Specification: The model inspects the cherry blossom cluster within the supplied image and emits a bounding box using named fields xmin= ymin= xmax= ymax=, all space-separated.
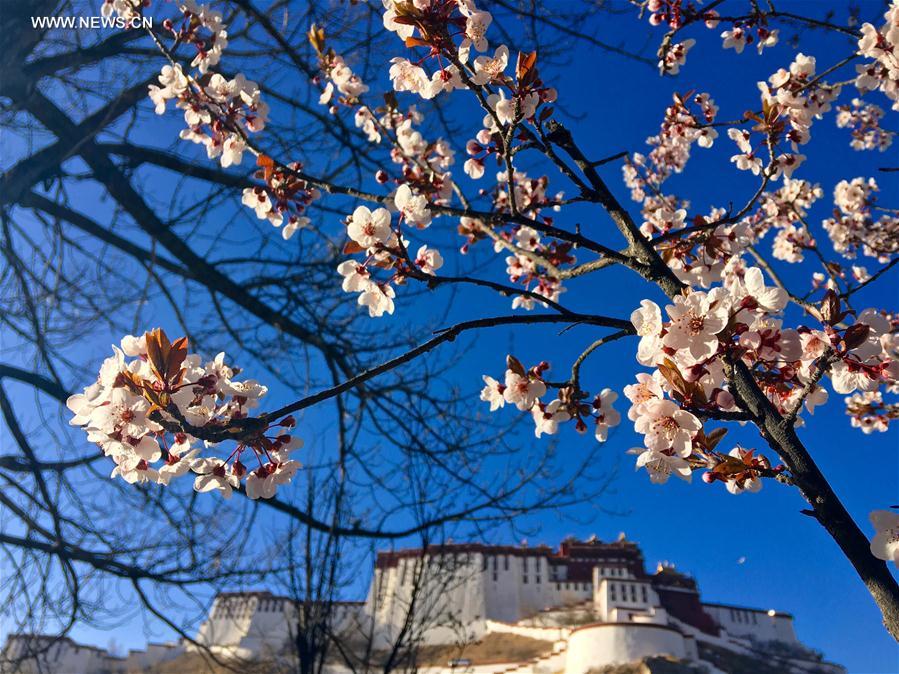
xmin=388 ymin=57 xmax=463 ymax=101
xmin=846 ymin=391 xmax=899 ymax=434
xmin=642 ymin=1 xmax=778 ymax=75
xmin=382 ymin=0 xmax=557 ymax=129
xmin=162 ymin=0 xmax=228 ymax=74
xmin=337 ymin=196 xmax=444 ymax=317
xmin=66 ymin=329 xmax=301 ymax=499
xmin=659 ymin=209 xmax=754 ymax=287
xmin=337 ymin=206 xmax=400 ymax=318
xmin=146 ymin=2 xmax=267 ymax=170
xmin=309 ymin=46 xmax=461 ymax=318
xmin=823 ymin=177 xmax=899 ymax=261
xmin=468 ymin=48 xmax=558 ymax=129
xmin=622 ymin=93 xmax=716 ymax=211
xmin=309 ymin=26 xmax=458 ymax=204
xmin=463 ymin=133 xmax=492 ymax=180
xmin=621 ymin=268 xmax=899 ymax=490
xmin=480 ymin=356 xmax=621 ymax=442
xmin=855 ymin=2 xmax=899 ymax=111
xmin=805 ymin=304 xmax=897 ymax=396
xmin=493 ymin=170 xmax=561 ymax=217
xmin=241 ymin=157 xmax=319 ymax=240
xmin=311 ymin=26 xmax=370 ymax=110
xmin=836 ymin=99 xmax=895 ymax=151
xmin=658 ymin=39 xmax=696 ymax=76
xmin=381 ymin=0 xmax=477 ymax=99
xmin=459 ymin=49 xmax=555 ymax=180
xmin=764 ymin=53 xmax=841 ymax=147
xmin=728 ymin=55 xmax=839 ymax=180
xmin=323 ymin=1 xmax=565 ymax=316
xmin=642 ymin=0 xmax=778 ymax=56
xmin=638 ymin=196 xmax=687 ymax=240
xmin=622 ymin=365 xmax=777 ymax=493
xmin=640 ymin=1 xmax=702 ymax=74
xmin=378 ymin=105 xmax=456 ymax=204
xmin=746 ymin=178 xmax=823 ymax=264
xmin=720 ymin=21 xmax=779 ymax=56
xmin=496 ymin=221 xmax=572 ymax=310
xmin=309 ymin=28 xmax=384 ymax=145
xmin=645 ymin=0 xmax=693 ymax=29
xmin=459 ymin=170 xmax=570 ymax=310
xmin=809 ymin=265 xmax=876 ymax=292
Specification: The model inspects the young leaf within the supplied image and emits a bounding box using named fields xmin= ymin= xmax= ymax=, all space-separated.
xmin=842 ymin=323 xmax=871 ymax=351
xmin=706 ymin=427 xmax=728 ymax=450
xmin=506 ymin=355 xmax=526 ymax=377
xmin=658 ymin=358 xmax=688 ymax=395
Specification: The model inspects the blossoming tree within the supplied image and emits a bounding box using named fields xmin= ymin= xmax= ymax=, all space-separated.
xmin=4 ymin=0 xmax=899 ymax=650
xmin=1 ymin=0 xmax=640 ymax=657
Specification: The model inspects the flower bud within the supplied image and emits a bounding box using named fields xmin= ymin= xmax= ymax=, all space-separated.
xmin=713 ymin=389 xmax=735 ymax=410
xmin=684 ymin=364 xmax=705 ymax=383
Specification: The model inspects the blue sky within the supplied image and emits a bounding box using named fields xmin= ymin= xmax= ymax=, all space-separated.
xmin=8 ymin=1 xmax=897 ymax=672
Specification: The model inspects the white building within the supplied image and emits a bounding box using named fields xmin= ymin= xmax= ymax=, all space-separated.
xmin=192 ymin=591 xmax=365 ymax=659
xmin=366 ymin=536 xmax=801 ymax=648
xmin=0 ymin=634 xmax=181 ymax=673
xmin=1 ymin=536 xmax=844 ymax=674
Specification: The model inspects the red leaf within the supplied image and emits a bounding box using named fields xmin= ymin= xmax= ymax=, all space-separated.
xmin=506 ymin=355 xmax=526 ymax=377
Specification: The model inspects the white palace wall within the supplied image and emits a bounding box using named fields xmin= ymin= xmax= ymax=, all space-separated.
xmin=702 ymin=603 xmax=798 ymax=643
xmin=563 ymin=623 xmax=689 ymax=674
xmin=481 ymin=552 xmax=590 ymax=622
xmin=369 ymin=553 xmax=488 ymax=646
xmin=193 ymin=592 xmax=363 ymax=657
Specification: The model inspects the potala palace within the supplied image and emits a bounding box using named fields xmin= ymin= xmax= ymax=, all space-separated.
xmin=1 ymin=536 xmax=845 ymax=674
